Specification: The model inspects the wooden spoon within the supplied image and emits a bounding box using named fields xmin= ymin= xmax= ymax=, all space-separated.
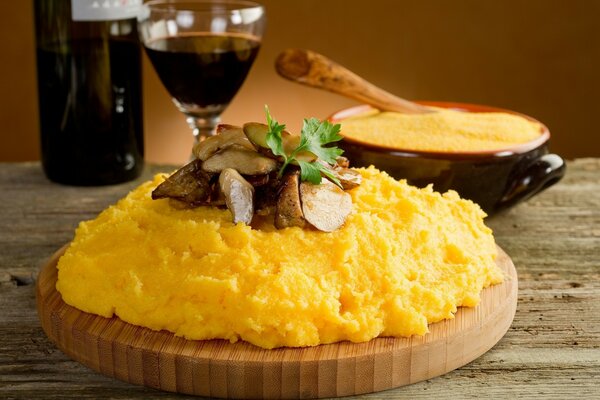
xmin=275 ymin=48 xmax=433 ymax=114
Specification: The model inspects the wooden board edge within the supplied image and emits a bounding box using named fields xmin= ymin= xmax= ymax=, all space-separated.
xmin=36 ymin=244 xmax=518 ymax=399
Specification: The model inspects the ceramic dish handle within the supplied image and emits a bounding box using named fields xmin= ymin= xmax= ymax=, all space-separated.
xmin=498 ymin=153 xmax=566 ymax=211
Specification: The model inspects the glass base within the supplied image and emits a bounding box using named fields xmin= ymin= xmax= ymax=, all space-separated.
xmin=174 ymin=100 xmax=227 ymax=143
xmin=186 ymin=114 xmax=221 ymax=143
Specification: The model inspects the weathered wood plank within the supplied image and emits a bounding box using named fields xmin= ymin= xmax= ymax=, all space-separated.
xmin=0 ymin=160 xmax=599 ymax=399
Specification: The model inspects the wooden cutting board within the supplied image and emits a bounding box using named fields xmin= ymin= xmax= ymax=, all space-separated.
xmin=37 ymin=245 xmax=517 ymax=399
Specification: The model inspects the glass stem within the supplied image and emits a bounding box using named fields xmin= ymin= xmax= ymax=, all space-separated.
xmin=187 ymin=114 xmax=221 ymax=143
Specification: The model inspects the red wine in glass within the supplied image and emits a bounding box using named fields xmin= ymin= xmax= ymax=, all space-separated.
xmin=138 ymin=0 xmax=266 ymax=144
xmin=145 ymin=33 xmax=260 ymax=110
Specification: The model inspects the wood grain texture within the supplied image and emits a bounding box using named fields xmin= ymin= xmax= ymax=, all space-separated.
xmin=1 ymin=160 xmax=600 ymax=399
xmin=36 ymin=245 xmax=517 ymax=399
xmin=275 ymin=49 xmax=432 ymax=114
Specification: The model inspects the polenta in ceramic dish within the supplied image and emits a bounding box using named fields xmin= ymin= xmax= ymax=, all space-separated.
xmin=339 ymin=106 xmax=544 ymax=153
xmin=333 ymin=103 xmax=565 ymax=215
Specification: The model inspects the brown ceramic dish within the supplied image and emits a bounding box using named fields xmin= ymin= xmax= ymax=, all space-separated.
xmin=330 ymin=102 xmax=566 ymax=216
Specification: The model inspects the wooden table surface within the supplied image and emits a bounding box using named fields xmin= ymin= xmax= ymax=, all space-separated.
xmin=1 ymin=160 xmax=598 ymax=399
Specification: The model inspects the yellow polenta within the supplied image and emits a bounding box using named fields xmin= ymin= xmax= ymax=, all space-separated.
xmin=56 ymin=167 xmax=503 ymax=349
xmin=341 ymin=108 xmax=543 ymax=152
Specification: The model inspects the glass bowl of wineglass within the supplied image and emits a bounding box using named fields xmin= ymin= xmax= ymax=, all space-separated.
xmin=138 ymin=0 xmax=265 ymax=143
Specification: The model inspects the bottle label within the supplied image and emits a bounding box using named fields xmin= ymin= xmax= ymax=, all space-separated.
xmin=71 ymin=0 xmax=142 ymax=21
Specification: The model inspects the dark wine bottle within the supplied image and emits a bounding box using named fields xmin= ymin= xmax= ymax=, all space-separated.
xmin=34 ymin=0 xmax=144 ymax=185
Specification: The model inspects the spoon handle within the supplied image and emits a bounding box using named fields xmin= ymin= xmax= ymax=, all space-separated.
xmin=275 ymin=48 xmax=432 ymax=115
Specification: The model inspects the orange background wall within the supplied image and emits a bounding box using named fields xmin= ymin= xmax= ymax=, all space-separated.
xmin=2 ymin=0 xmax=599 ymax=164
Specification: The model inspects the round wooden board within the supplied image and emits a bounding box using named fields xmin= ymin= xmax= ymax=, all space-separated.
xmin=37 ymin=245 xmax=517 ymax=399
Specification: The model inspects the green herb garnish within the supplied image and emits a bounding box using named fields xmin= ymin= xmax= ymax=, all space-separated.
xmin=265 ymin=105 xmax=344 ymax=187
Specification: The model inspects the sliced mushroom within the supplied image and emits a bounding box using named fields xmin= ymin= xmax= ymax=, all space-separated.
xmin=275 ymin=171 xmax=306 ymax=229
xmin=209 ymin=181 xmax=227 ymax=207
xmin=243 ymin=122 xmax=271 ymax=149
xmin=152 ymin=159 xmax=212 ymax=206
xmin=243 ymin=122 xmax=316 ymax=162
xmin=202 ymin=145 xmax=278 ymax=175
xmin=217 ymin=124 xmax=240 ymax=134
xmin=336 ymin=156 xmax=350 ymax=168
xmin=219 ymin=168 xmax=255 ymax=225
xmin=192 ymin=124 xmax=255 ymax=161
xmin=244 ymin=173 xmax=271 ymax=187
xmin=332 ymin=167 xmax=362 ymax=190
xmin=315 ymin=161 xmax=362 ymax=190
xmin=300 ymin=179 xmax=352 ymax=232
xmin=254 ymin=176 xmax=280 ymax=216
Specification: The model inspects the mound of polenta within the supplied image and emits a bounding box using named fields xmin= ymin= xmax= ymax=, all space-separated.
xmin=56 ymin=167 xmax=503 ymax=349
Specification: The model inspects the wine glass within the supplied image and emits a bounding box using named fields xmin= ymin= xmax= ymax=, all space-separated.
xmin=138 ymin=0 xmax=265 ymax=143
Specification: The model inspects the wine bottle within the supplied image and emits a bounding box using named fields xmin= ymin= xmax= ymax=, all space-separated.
xmin=34 ymin=0 xmax=144 ymax=185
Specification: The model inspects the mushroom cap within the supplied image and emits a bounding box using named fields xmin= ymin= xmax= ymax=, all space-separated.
xmin=219 ymin=168 xmax=255 ymax=225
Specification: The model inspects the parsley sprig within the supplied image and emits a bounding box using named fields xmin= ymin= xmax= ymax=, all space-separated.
xmin=265 ymin=106 xmax=343 ymax=187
